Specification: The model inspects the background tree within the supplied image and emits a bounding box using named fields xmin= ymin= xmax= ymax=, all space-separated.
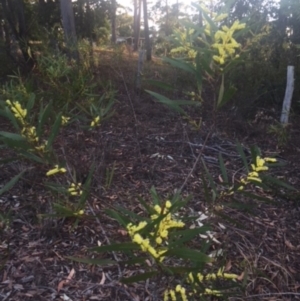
xmin=0 ymin=0 xmax=35 ymax=71
xmin=133 ymin=0 xmax=141 ymax=51
xmin=143 ymin=0 xmax=151 ymax=60
xmin=116 ymin=12 xmax=133 ymax=37
xmin=111 ymin=0 xmax=117 ymax=43
xmin=60 ymin=0 xmax=79 ymax=60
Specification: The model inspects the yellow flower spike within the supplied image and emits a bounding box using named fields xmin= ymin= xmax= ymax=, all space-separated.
xmin=248 ymin=171 xmax=259 ymax=178
xmin=247 ymin=176 xmax=262 ymax=183
xmin=256 ymin=156 xmax=265 ymax=167
xmin=231 ymin=20 xmax=246 ymax=30
xmin=132 ymin=233 xmax=143 ymax=244
xmin=197 ymin=273 xmax=204 ymax=282
xmin=74 ymin=210 xmax=84 ymax=216
xmin=154 ymin=204 xmax=161 ymax=213
xmin=165 ymin=200 xmax=172 ymax=209
xmin=223 ymin=272 xmax=239 ymax=280
xmin=169 ymin=289 xmax=176 ymax=301
xmin=188 ymin=272 xmax=194 ymax=283
xmin=46 ymin=165 xmax=67 ymax=176
xmin=61 ymin=116 xmax=70 ymax=125
xmin=255 ymin=166 xmax=269 ymax=172
xmin=156 ymin=236 xmax=163 ymax=244
xmin=265 ymin=157 xmax=277 ymax=163
xmin=179 ymin=287 xmax=188 ymax=301
xmin=160 ymin=229 xmax=169 ymax=238
xmin=90 ymin=116 xmax=100 ymax=127
xmin=146 ymin=244 xmax=160 ymax=258
xmin=205 ymin=272 xmax=217 ymax=281
xmin=164 ymin=290 xmax=169 ymax=301
xmin=204 ymin=288 xmax=222 ymax=296
xmin=214 ymin=13 xmax=228 ymax=22
xmin=9 ymin=101 xmax=27 ymax=120
xmin=68 ymin=182 xmax=82 ymax=196
xmin=35 ymin=144 xmax=46 ymax=152
xmin=217 ymin=267 xmax=225 ymax=277
xmin=157 ymin=249 xmax=167 ymax=262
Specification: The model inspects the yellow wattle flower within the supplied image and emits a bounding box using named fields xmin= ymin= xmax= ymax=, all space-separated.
xmin=91 ymin=116 xmax=100 ymax=127
xmin=46 ymin=165 xmax=67 ymax=176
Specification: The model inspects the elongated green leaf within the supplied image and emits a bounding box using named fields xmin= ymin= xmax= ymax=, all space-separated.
xmin=67 ymin=256 xmax=115 ymax=265
xmin=143 ymin=80 xmax=174 ymax=91
xmin=90 ymin=242 xmax=140 ymax=252
xmin=169 ymin=226 xmax=210 ymax=246
xmin=201 ymin=174 xmax=210 ymax=202
xmin=37 ymin=101 xmax=53 ymax=138
xmin=213 ymin=210 xmax=244 ymax=227
xmin=114 ymin=205 xmax=149 ymax=222
xmin=0 ymin=132 xmax=26 ymax=141
xmin=195 ymin=52 xmax=203 ymax=88
xmin=165 ymin=248 xmax=211 ymax=264
xmin=19 ymin=150 xmax=44 ymax=163
xmin=218 ymin=85 xmax=237 ymax=109
xmin=223 ymin=56 xmax=244 ymax=73
xmin=167 ymin=266 xmax=202 ymax=275
xmin=217 ymin=74 xmax=225 ymax=108
xmin=0 ymin=138 xmax=30 ymax=150
xmin=163 ymin=57 xmax=195 ymax=74
xmin=46 ymin=112 xmax=62 ymax=150
xmin=137 ymin=196 xmax=155 ymax=215
xmin=45 ymin=182 xmax=67 ymax=194
xmin=199 ymin=49 xmax=214 ymax=76
xmin=0 ymin=108 xmax=20 ymax=131
xmin=121 ymin=271 xmax=158 ymax=284
xmin=119 ymin=257 xmax=147 ymax=266
xmin=261 ymin=174 xmax=296 ymax=191
xmin=201 ymin=159 xmax=217 ymax=198
xmin=0 ymin=170 xmax=26 ymax=195
xmin=26 ymin=93 xmax=35 ymax=113
xmin=53 ymin=203 xmax=75 ymax=216
xmin=77 ymin=164 xmax=95 ymax=209
xmin=236 ymin=191 xmax=274 ymax=203
xmin=105 ymin=209 xmax=131 ymax=227
xmin=150 ymin=186 xmax=161 ymax=206
xmin=145 ymin=91 xmax=185 ymax=114
xmin=192 ymin=3 xmax=218 ymax=32
xmin=236 ymin=142 xmax=249 ymax=173
xmin=218 ymin=153 xmax=228 ymax=183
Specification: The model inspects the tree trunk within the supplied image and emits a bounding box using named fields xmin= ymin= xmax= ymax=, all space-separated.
xmin=133 ymin=0 xmax=141 ymax=51
xmin=0 ymin=0 xmax=35 ymax=72
xmin=143 ymin=0 xmax=151 ymax=61
xmin=111 ymin=0 xmax=117 ymax=43
xmin=59 ymin=0 xmax=79 ymax=60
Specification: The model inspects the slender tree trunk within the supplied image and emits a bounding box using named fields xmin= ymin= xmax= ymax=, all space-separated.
xmin=0 ymin=0 xmax=35 ymax=72
xmin=85 ymin=0 xmax=94 ymax=66
xmin=111 ymin=0 xmax=116 ymax=43
xmin=143 ymin=0 xmax=151 ymax=61
xmin=59 ymin=0 xmax=79 ymax=60
xmin=133 ymin=0 xmax=141 ymax=51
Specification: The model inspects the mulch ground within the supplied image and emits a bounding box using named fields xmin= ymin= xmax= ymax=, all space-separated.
xmin=1 ymin=52 xmax=300 ymax=301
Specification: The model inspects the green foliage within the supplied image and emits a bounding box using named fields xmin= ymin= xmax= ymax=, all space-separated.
xmin=0 ymin=41 xmax=115 ymax=221
xmin=0 ymin=170 xmax=26 ymax=195
xmin=202 ymin=145 xmax=296 ymax=216
xmin=71 ymin=189 xmax=245 ymax=300
xmin=147 ymin=4 xmax=249 ymax=129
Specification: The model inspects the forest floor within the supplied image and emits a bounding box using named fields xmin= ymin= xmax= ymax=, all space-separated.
xmin=1 ymin=50 xmax=300 ymax=301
